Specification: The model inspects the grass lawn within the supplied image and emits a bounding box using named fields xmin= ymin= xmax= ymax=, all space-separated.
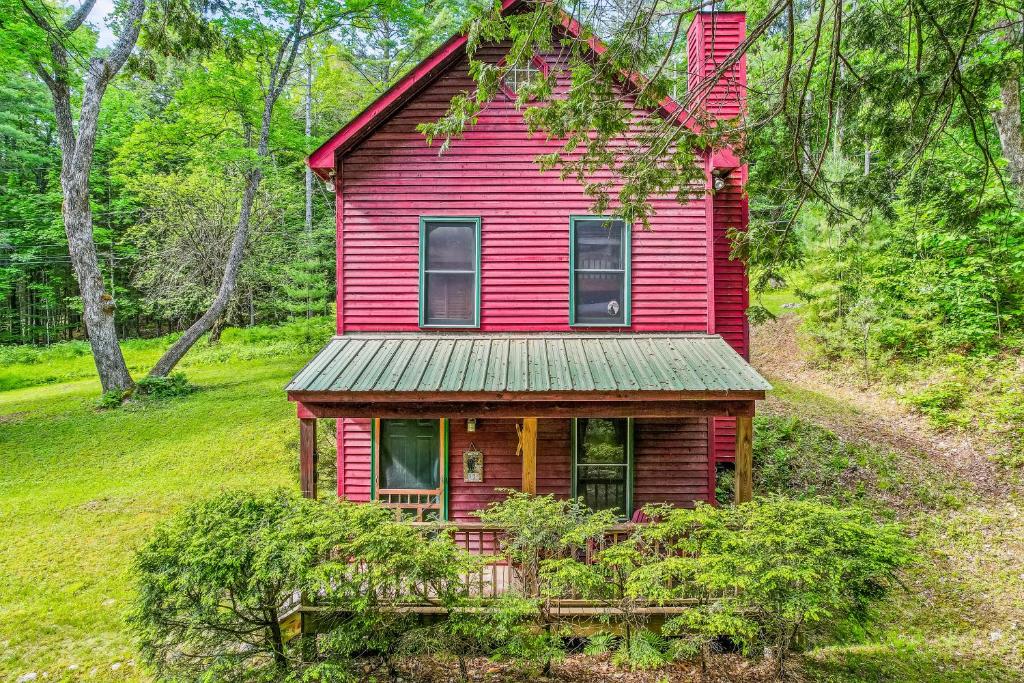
xmin=0 ymin=323 xmax=326 ymax=682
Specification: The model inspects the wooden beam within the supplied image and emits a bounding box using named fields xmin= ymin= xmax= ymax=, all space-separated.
xmin=734 ymin=415 xmax=753 ymax=504
xmin=521 ymin=417 xmax=537 ymax=495
xmin=295 ymin=399 xmax=757 ymax=420
xmin=300 ymin=418 xmax=317 ymax=499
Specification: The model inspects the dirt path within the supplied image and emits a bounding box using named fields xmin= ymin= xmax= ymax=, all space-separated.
xmin=751 ymin=315 xmax=1011 ymax=500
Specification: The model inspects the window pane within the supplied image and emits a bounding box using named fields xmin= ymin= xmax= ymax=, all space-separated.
xmin=574 ymin=271 xmax=625 ymax=324
xmin=577 ymin=467 xmax=627 ymax=514
xmin=504 ymin=62 xmax=541 ymax=95
xmin=574 ymin=219 xmax=624 ymax=270
xmin=426 ymin=222 xmax=475 ymax=270
xmin=577 ymin=418 xmax=628 ymax=464
xmin=425 ymin=272 xmax=474 ymax=325
xmin=576 ymin=418 xmax=628 ymax=514
xmin=379 ymin=419 xmax=439 ymax=490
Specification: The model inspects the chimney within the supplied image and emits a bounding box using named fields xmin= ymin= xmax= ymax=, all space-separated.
xmin=686 ymin=12 xmax=747 ymax=122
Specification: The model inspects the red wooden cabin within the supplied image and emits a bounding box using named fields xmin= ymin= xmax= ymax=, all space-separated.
xmin=289 ymin=5 xmax=768 ymax=527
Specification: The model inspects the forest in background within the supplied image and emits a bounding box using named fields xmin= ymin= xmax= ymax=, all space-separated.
xmin=1 ymin=0 xmax=1023 ymax=425
xmin=0 ymin=0 xmax=467 ymax=344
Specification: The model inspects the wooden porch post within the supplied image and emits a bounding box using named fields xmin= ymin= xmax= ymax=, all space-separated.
xmin=521 ymin=417 xmax=537 ymax=495
xmin=300 ymin=417 xmax=318 ymax=499
xmin=734 ymin=415 xmax=753 ymax=504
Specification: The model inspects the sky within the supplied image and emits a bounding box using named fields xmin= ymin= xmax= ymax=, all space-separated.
xmin=78 ymin=0 xmax=117 ymax=47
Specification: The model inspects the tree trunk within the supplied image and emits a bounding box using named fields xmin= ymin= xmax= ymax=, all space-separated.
xmin=992 ymin=52 xmax=1023 ymax=192
xmin=62 ymin=178 xmax=134 ymax=392
xmin=148 ymin=3 xmax=307 ymax=377
xmin=29 ymin=0 xmax=145 ymax=394
xmin=304 ymin=49 xmax=314 ymax=238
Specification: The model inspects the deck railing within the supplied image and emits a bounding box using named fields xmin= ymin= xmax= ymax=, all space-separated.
xmin=410 ymin=521 xmax=654 ymax=600
xmin=282 ymin=521 xmax=707 ymax=628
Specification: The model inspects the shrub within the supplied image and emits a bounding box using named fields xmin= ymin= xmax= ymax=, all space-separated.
xmin=135 ymin=372 xmax=196 ymax=399
xmin=650 ymin=498 xmax=913 ymax=679
xmin=473 ymin=491 xmax=619 ymax=674
xmin=131 ymin=491 xmax=473 ymax=681
xmin=474 ymin=489 xmax=618 ymax=595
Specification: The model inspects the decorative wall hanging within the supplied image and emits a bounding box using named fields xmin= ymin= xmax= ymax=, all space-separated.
xmin=463 ymin=444 xmax=484 ymax=482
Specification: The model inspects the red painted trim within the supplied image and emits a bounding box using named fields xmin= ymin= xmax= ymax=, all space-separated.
xmin=704 ymin=152 xmax=716 ymax=335
xmin=296 ymin=402 xmax=315 ymax=419
xmin=336 ymin=159 xmax=344 ymax=334
xmin=707 ymin=417 xmax=717 ymax=505
xmin=337 ymin=418 xmax=345 ymax=497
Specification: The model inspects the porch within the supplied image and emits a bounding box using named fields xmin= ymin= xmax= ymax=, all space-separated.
xmin=287 ymin=333 xmax=768 ymax=513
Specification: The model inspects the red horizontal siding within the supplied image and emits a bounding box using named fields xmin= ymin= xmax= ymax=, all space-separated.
xmin=339 ymin=43 xmax=710 ymax=333
xmin=634 ymin=418 xmax=711 ymax=508
xmin=339 ymin=418 xmax=372 ymax=502
xmin=447 ymin=418 xmax=523 ymax=522
xmin=339 ymin=418 xmax=712 ymax=516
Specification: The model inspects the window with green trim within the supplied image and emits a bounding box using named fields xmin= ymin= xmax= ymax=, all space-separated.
xmin=572 ymin=418 xmax=633 ymax=517
xmin=419 ymin=217 xmax=481 ymax=327
xmin=570 ymin=216 xmax=630 ymax=326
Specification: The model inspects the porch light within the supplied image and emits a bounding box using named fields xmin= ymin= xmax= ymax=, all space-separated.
xmin=466 ymin=418 xmax=477 ymax=432
xmin=325 ymin=169 xmax=336 ymax=192
xmin=711 ymin=167 xmax=733 ymax=192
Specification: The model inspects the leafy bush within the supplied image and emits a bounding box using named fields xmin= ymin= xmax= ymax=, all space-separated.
xmin=648 ymin=499 xmax=913 ymax=679
xmin=472 ymin=491 xmax=618 ymax=674
xmin=131 ymin=491 xmax=473 ymax=681
xmin=474 ymin=489 xmax=618 ymax=595
xmin=135 ymin=372 xmax=196 ymax=399
xmin=905 ymin=379 xmax=969 ymax=427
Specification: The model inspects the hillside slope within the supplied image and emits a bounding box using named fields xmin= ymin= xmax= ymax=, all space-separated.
xmin=751 ymin=316 xmax=1024 ymax=682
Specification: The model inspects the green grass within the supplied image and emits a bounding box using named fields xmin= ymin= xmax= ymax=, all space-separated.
xmin=0 ymin=322 xmax=331 ymax=682
xmin=752 ymin=287 xmax=801 ymax=317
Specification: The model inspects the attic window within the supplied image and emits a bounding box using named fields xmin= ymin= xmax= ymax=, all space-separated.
xmin=502 ymin=60 xmax=542 ymax=96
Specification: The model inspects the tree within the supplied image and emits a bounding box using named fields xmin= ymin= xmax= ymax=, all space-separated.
xmin=146 ymin=0 xmax=380 ymax=378
xmin=425 ymin=0 xmax=1023 ymax=277
xmin=11 ymin=0 xmax=217 ymax=391
xmin=635 ymin=499 xmax=912 ymax=680
xmin=132 ymin=490 xmax=473 ymax=680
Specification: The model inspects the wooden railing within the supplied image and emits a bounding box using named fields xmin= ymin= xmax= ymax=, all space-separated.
xmin=282 ymin=521 xmax=706 ymax=628
xmin=410 ymin=521 xmax=645 ymax=599
xmin=378 ymin=488 xmax=442 ymax=522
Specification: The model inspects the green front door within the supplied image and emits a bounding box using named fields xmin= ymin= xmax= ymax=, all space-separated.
xmin=376 ymin=419 xmax=443 ymax=521
xmin=379 ymin=419 xmax=440 ymax=490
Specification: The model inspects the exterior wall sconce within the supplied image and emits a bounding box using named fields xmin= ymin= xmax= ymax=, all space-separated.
xmin=325 ymin=169 xmax=336 ymax=192
xmin=711 ymin=167 xmax=733 ymax=193
xmin=466 ymin=418 xmax=478 ymax=432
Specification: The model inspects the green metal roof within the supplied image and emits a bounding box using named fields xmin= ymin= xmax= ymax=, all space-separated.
xmin=287 ymin=334 xmax=770 ymax=397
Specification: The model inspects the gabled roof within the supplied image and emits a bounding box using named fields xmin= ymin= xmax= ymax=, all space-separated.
xmin=307 ymin=0 xmax=696 ymax=178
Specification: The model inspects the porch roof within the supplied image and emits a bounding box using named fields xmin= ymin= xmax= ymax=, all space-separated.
xmin=287 ymin=333 xmax=769 ymax=409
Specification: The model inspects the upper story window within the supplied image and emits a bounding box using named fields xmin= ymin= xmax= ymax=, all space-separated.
xmin=503 ymin=61 xmax=542 ymax=95
xmin=419 ymin=217 xmax=481 ymax=328
xmin=570 ymin=216 xmax=631 ymax=326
